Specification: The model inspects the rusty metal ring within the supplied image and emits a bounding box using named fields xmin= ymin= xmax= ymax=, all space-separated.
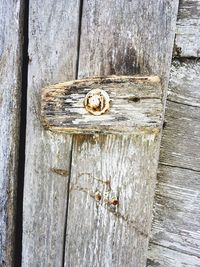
xmin=84 ymin=89 xmax=110 ymax=115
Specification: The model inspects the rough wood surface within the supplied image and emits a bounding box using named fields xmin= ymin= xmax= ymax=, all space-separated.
xmin=148 ymin=243 xmax=200 ymax=267
xmin=65 ymin=134 xmax=161 ymax=267
xmin=174 ymin=0 xmax=200 ymax=57
xmin=148 ymin=165 xmax=200 ymax=266
xmin=22 ymin=1 xmax=80 ymax=266
xmin=41 ymin=76 xmax=163 ymax=134
xmin=63 ymin=0 xmax=179 ymax=266
xmin=148 ymin=61 xmax=200 ymax=266
xmin=78 ymin=0 xmax=179 ymax=78
xmin=23 ymin=0 xmax=179 ymax=266
xmin=167 ymin=61 xmax=200 ymax=107
xmin=0 ymin=1 xmax=23 ymax=266
xmin=160 ymin=61 xmax=200 ymax=171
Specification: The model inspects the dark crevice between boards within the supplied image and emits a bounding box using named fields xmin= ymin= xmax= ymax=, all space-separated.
xmin=61 ymin=0 xmax=84 ymax=264
xmin=61 ymin=136 xmax=74 ymax=267
xmin=159 ymin=162 xmax=200 ymax=173
xmin=167 ymin=98 xmax=200 ymax=108
xmin=15 ymin=0 xmax=29 ymax=266
xmin=75 ymin=0 xmax=84 ymax=79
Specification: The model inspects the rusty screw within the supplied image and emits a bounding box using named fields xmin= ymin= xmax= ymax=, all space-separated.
xmin=109 ymin=197 xmax=119 ymax=206
xmin=84 ymin=89 xmax=110 ymax=116
xmin=95 ymin=191 xmax=102 ymax=202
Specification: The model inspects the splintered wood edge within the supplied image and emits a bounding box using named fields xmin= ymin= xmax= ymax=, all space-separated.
xmin=41 ymin=75 xmax=161 ymax=92
xmin=41 ymin=75 xmax=163 ymax=135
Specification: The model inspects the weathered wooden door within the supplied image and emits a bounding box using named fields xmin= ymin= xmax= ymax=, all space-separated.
xmin=1 ymin=0 xmax=189 ymax=266
xmin=21 ymin=1 xmax=179 ymax=266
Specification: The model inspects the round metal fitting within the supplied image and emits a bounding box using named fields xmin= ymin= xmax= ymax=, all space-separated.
xmin=84 ymin=89 xmax=110 ymax=116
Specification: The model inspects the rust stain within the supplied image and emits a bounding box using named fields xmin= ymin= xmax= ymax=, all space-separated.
xmin=95 ymin=191 xmax=102 ymax=202
xmin=72 ymin=185 xmax=148 ymax=237
xmin=109 ymin=198 xmax=119 ymax=206
xmin=74 ymin=134 xmax=108 ymax=146
xmin=49 ymin=168 xmax=69 ymax=177
xmin=84 ymin=89 xmax=110 ymax=116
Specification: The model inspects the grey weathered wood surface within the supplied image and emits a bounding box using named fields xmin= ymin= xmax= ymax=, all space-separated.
xmin=22 ymin=0 xmax=179 ymax=266
xmin=22 ymin=0 xmax=80 ymax=266
xmin=174 ymin=0 xmax=200 ymax=57
xmin=147 ymin=61 xmax=200 ymax=266
xmin=148 ymin=243 xmax=200 ymax=267
xmin=78 ymin=0 xmax=178 ymax=79
xmin=0 ymin=1 xmax=23 ymax=266
xmin=64 ymin=0 xmax=178 ymax=266
xmin=41 ymin=76 xmax=163 ymax=134
xmin=65 ymin=134 xmax=161 ymax=267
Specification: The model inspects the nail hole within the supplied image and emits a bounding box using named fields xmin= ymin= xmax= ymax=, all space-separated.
xmin=95 ymin=191 xmax=102 ymax=202
xmin=129 ymin=97 xmax=140 ymax=102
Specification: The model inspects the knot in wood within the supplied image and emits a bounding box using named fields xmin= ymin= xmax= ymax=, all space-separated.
xmin=84 ymin=89 xmax=110 ymax=116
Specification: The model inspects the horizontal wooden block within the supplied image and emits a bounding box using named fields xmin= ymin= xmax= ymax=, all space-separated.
xmin=41 ymin=76 xmax=163 ymax=134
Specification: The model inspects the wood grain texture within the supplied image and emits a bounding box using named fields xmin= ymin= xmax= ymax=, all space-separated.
xmin=23 ymin=0 xmax=179 ymax=266
xmin=148 ymin=243 xmax=200 ymax=267
xmin=160 ymin=61 xmax=200 ymax=171
xmin=150 ymin=165 xmax=200 ymax=258
xmin=78 ymin=0 xmax=179 ymax=78
xmin=64 ymin=0 xmax=179 ymax=266
xmin=168 ymin=61 xmax=200 ymax=107
xmin=22 ymin=0 xmax=80 ymax=266
xmin=148 ymin=61 xmax=200 ymax=266
xmin=41 ymin=76 xmax=163 ymax=134
xmin=65 ymin=134 xmax=161 ymax=267
xmin=0 ymin=1 xmax=23 ymax=266
xmin=174 ymin=0 xmax=200 ymax=57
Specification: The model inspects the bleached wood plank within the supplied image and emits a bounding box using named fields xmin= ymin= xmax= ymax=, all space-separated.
xmin=168 ymin=61 xmax=200 ymax=107
xmin=174 ymin=0 xmax=200 ymax=57
xmin=41 ymin=76 xmax=163 ymax=134
xmin=65 ymin=134 xmax=161 ymax=267
xmin=64 ymin=0 xmax=179 ymax=266
xmin=160 ymin=62 xmax=200 ymax=171
xmin=0 ymin=1 xmax=23 ymax=266
xmin=147 ymin=243 xmax=200 ymax=267
xmin=151 ymin=165 xmax=200 ymax=257
xmin=160 ymin=101 xmax=200 ymax=171
xmin=22 ymin=1 xmax=80 ymax=266
xmin=148 ymin=61 xmax=200 ymax=266
xmin=78 ymin=0 xmax=179 ymax=78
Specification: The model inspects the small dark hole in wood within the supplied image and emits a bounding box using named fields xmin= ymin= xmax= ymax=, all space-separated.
xmin=129 ymin=97 xmax=140 ymax=102
xmin=163 ymin=120 xmax=167 ymax=128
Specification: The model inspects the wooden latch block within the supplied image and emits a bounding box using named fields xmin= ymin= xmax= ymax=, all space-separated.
xmin=41 ymin=76 xmax=163 ymax=134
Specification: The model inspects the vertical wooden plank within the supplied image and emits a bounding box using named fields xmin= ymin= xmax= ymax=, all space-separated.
xmin=78 ymin=0 xmax=178 ymax=78
xmin=66 ymin=134 xmax=161 ymax=267
xmin=65 ymin=0 xmax=179 ymax=266
xmin=0 ymin=0 xmax=23 ymax=266
xmin=147 ymin=61 xmax=200 ymax=266
xmin=147 ymin=1 xmax=200 ymax=264
xmin=22 ymin=1 xmax=80 ymax=266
